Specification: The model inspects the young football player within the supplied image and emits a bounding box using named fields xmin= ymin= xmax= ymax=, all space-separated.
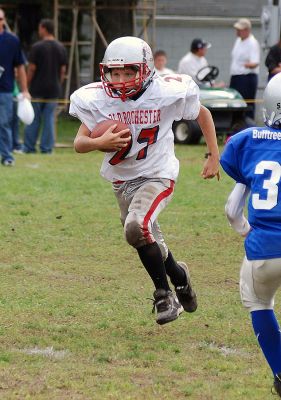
xmin=69 ymin=36 xmax=220 ymax=325
xmin=220 ymin=73 xmax=281 ymax=395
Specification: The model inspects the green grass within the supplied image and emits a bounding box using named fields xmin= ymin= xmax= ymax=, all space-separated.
xmin=56 ymin=113 xmax=80 ymax=145
xmin=0 ymin=127 xmax=276 ymax=399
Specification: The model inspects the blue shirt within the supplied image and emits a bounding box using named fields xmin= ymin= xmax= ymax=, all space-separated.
xmin=0 ymin=30 xmax=25 ymax=92
xmin=220 ymin=127 xmax=281 ymax=260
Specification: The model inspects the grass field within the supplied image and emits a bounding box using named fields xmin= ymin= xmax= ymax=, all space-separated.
xmin=0 ymin=121 xmax=277 ymax=399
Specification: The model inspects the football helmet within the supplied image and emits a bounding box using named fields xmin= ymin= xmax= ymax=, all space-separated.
xmin=263 ymin=72 xmax=281 ymax=129
xmin=100 ymin=36 xmax=154 ymax=101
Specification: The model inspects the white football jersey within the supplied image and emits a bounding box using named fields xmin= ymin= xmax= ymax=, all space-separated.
xmin=69 ymin=74 xmax=200 ymax=182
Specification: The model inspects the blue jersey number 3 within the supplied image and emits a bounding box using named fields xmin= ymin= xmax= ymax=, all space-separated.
xmin=252 ymin=161 xmax=281 ymax=210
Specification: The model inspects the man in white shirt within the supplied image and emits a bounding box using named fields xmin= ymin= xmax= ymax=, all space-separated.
xmin=230 ymin=18 xmax=260 ymax=120
xmin=177 ymin=38 xmax=211 ymax=83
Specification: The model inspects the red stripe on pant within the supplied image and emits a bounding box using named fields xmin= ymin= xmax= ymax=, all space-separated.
xmin=142 ymin=180 xmax=175 ymax=243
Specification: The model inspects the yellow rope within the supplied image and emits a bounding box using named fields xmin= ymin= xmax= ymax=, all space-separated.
xmin=14 ymin=98 xmax=71 ymax=104
xmin=14 ymin=98 xmax=264 ymax=105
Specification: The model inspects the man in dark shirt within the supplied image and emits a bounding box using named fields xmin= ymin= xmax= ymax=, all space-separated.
xmin=265 ymin=39 xmax=281 ymax=81
xmin=0 ymin=8 xmax=30 ymax=166
xmin=24 ymin=19 xmax=67 ymax=153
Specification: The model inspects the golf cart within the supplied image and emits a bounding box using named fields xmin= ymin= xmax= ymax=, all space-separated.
xmin=172 ymin=66 xmax=254 ymax=144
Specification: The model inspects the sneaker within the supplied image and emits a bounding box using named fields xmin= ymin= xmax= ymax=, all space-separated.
xmin=13 ymin=148 xmax=24 ymax=154
xmin=1 ymin=159 xmax=15 ymax=167
xmin=175 ymin=262 xmax=197 ymax=313
xmin=273 ymin=373 xmax=281 ymax=397
xmin=152 ymin=289 xmax=183 ymax=325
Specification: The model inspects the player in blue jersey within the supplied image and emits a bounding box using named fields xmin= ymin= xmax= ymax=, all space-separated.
xmin=220 ymin=72 xmax=281 ymax=396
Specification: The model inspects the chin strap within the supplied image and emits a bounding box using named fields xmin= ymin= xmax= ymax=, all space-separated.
xmin=129 ymin=74 xmax=154 ymax=101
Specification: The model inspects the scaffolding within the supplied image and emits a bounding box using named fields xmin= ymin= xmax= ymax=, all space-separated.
xmin=53 ymin=0 xmax=157 ymax=101
xmin=2 ymin=0 xmax=157 ymax=107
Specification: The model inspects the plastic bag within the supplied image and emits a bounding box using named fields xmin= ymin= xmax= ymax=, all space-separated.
xmin=17 ymin=93 xmax=35 ymax=125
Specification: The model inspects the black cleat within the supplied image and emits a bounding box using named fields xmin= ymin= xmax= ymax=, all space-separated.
xmin=152 ymin=289 xmax=183 ymax=325
xmin=175 ymin=262 xmax=198 ymax=313
xmin=273 ymin=373 xmax=281 ymax=397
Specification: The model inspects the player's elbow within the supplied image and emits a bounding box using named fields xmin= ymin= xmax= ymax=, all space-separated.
xmin=225 ymin=201 xmax=237 ymax=223
xmin=73 ymin=138 xmax=84 ymax=153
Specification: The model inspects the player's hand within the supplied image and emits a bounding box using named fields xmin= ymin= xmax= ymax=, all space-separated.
xmin=21 ymin=90 xmax=31 ymax=100
xmin=241 ymin=226 xmax=252 ymax=237
xmin=201 ymin=155 xmax=220 ymax=180
xmin=99 ymin=124 xmax=131 ymax=152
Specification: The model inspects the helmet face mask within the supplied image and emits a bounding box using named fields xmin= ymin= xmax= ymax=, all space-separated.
xmin=100 ymin=37 xmax=154 ymax=101
xmin=263 ymin=73 xmax=281 ymax=129
xmin=100 ymin=63 xmax=150 ymax=101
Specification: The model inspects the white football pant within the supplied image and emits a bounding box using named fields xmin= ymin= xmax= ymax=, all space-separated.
xmin=240 ymin=257 xmax=281 ymax=312
xmin=113 ymin=177 xmax=174 ymax=260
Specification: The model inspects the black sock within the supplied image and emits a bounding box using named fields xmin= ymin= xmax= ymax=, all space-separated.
xmin=137 ymin=242 xmax=171 ymax=291
xmin=164 ymin=250 xmax=187 ymax=287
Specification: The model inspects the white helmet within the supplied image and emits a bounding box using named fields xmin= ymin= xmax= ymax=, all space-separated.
xmin=100 ymin=36 xmax=154 ymax=101
xmin=263 ymin=72 xmax=281 ymax=129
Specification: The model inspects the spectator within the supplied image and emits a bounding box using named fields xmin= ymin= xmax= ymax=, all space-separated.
xmin=0 ymin=8 xmax=30 ymax=166
xmin=154 ymin=50 xmax=174 ymax=76
xmin=12 ymin=80 xmax=24 ymax=153
xmin=230 ymin=18 xmax=260 ymax=120
xmin=12 ymin=55 xmax=28 ymax=154
xmin=265 ymin=39 xmax=281 ymax=81
xmin=177 ymin=38 xmax=211 ymax=82
xmin=24 ymin=18 xmax=67 ymax=154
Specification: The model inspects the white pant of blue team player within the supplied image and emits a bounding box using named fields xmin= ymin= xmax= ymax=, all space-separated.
xmin=240 ymin=257 xmax=281 ymax=312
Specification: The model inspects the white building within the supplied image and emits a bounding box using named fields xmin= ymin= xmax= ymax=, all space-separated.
xmin=154 ymin=1 xmax=267 ymax=83
xmin=152 ymin=0 xmax=271 ymax=122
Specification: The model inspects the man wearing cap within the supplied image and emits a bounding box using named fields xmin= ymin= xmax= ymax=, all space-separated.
xmin=230 ymin=18 xmax=260 ymax=120
xmin=177 ymin=38 xmax=211 ymax=82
